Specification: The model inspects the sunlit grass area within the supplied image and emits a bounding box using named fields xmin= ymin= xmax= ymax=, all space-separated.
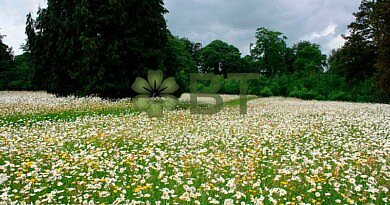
xmin=0 ymin=92 xmax=389 ymax=204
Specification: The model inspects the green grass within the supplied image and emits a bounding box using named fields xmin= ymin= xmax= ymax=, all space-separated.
xmin=223 ymin=95 xmax=258 ymax=107
xmin=0 ymin=107 xmax=138 ymax=125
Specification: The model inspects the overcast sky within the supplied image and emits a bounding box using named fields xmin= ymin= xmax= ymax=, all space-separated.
xmin=1 ymin=0 xmax=361 ymax=55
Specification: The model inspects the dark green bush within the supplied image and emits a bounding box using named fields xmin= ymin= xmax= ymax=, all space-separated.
xmin=328 ymin=90 xmax=347 ymax=101
xmin=259 ymin=86 xmax=273 ymax=97
xmin=221 ymin=79 xmax=240 ymax=94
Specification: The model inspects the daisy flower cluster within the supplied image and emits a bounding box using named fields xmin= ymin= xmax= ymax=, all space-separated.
xmin=0 ymin=92 xmax=389 ymax=204
xmin=0 ymin=91 xmax=132 ymax=117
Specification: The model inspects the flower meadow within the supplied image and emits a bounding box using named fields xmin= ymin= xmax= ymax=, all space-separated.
xmin=0 ymin=92 xmax=389 ymax=205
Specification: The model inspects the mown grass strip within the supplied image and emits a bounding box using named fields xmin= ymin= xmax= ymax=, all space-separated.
xmin=0 ymin=107 xmax=139 ymax=125
xmin=223 ymin=95 xmax=258 ymax=107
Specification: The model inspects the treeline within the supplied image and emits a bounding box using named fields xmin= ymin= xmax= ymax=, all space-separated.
xmin=0 ymin=0 xmax=388 ymax=103
xmin=0 ymin=36 xmax=32 ymax=90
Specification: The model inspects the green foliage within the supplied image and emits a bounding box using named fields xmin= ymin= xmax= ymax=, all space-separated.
xmin=268 ymin=75 xmax=290 ymax=96
xmin=328 ymin=90 xmax=347 ymax=101
xmin=6 ymin=53 xmax=33 ymax=90
xmin=371 ymin=0 xmax=390 ymax=95
xmin=259 ymin=86 xmax=273 ymax=97
xmin=26 ymin=0 xmax=170 ymax=98
xmin=288 ymin=87 xmax=316 ymax=100
xmin=221 ymin=79 xmax=240 ymax=94
xmin=179 ymin=38 xmax=202 ymax=68
xmin=292 ymin=41 xmax=327 ymax=73
xmin=329 ymin=37 xmax=376 ymax=85
xmin=192 ymin=75 xmax=242 ymax=95
xmin=0 ymin=32 xmax=34 ymax=91
xmin=240 ymin=55 xmax=260 ymax=73
xmin=248 ymin=76 xmax=268 ymax=95
xmin=200 ymin=40 xmax=242 ymax=77
xmin=251 ymin=27 xmax=288 ymax=77
xmin=329 ymin=0 xmax=389 ymax=100
xmin=288 ymin=86 xmax=302 ymax=98
xmin=0 ymin=32 xmax=15 ymax=90
xmin=165 ymin=36 xmax=198 ymax=93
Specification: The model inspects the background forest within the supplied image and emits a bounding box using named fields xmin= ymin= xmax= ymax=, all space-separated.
xmin=0 ymin=0 xmax=388 ymax=103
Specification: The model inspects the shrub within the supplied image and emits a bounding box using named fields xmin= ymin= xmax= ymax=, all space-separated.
xmin=259 ymin=86 xmax=273 ymax=97
xmin=221 ymin=79 xmax=240 ymax=94
xmin=328 ymin=90 xmax=346 ymax=101
xmin=289 ymin=86 xmax=301 ymax=98
xmin=248 ymin=76 xmax=268 ymax=95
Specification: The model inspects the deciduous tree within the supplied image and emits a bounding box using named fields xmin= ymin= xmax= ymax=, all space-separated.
xmin=251 ymin=27 xmax=288 ymax=77
xmin=200 ymin=40 xmax=241 ymax=78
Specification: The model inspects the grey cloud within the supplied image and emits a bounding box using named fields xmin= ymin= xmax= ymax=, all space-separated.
xmin=0 ymin=0 xmax=46 ymax=54
xmin=164 ymin=0 xmax=361 ymax=55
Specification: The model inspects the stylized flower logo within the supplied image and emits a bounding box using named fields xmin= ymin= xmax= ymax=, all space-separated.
xmin=131 ymin=70 xmax=180 ymax=117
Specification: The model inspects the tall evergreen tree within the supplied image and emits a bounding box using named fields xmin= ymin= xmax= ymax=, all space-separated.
xmin=341 ymin=0 xmax=389 ymax=91
xmin=371 ymin=0 xmax=390 ymax=94
xmin=26 ymin=0 xmax=169 ymax=98
xmin=342 ymin=0 xmax=377 ymax=83
xmin=328 ymin=0 xmax=389 ymax=102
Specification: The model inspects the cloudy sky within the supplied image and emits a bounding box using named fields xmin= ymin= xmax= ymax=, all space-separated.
xmin=0 ymin=0 xmax=46 ymax=54
xmin=1 ymin=0 xmax=361 ymax=55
